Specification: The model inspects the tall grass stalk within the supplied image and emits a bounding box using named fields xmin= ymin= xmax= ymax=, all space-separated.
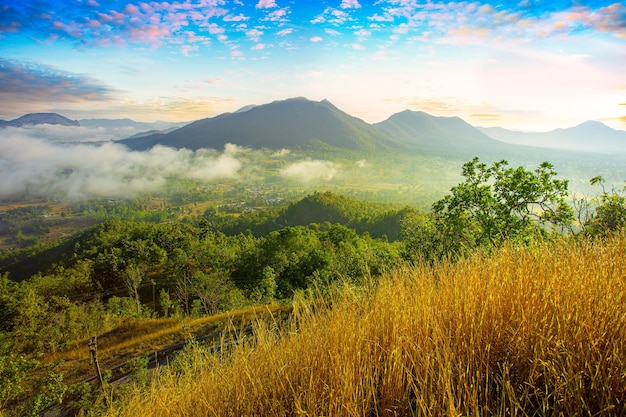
xmin=111 ymin=234 xmax=626 ymax=416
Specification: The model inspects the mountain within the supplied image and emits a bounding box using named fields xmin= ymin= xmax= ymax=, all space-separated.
xmin=374 ymin=110 xmax=512 ymax=158
xmin=119 ymin=97 xmax=401 ymax=152
xmin=0 ymin=113 xmax=80 ymax=128
xmin=479 ymin=121 xmax=626 ymax=154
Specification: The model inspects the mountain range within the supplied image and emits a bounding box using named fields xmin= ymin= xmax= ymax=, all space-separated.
xmin=0 ymin=113 xmax=185 ymax=140
xmin=0 ymin=113 xmax=80 ymax=128
xmin=119 ymin=97 xmax=404 ymax=152
xmin=478 ymin=121 xmax=626 ymax=154
xmin=3 ymin=98 xmax=625 ymax=155
xmin=118 ymin=98 xmax=626 ymax=156
xmin=118 ymin=97 xmax=510 ymax=157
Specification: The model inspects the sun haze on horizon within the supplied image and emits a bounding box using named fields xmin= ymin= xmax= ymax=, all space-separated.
xmin=0 ymin=0 xmax=625 ymax=131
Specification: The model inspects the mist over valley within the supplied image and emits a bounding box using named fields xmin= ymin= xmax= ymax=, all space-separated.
xmin=1 ymin=97 xmax=624 ymax=206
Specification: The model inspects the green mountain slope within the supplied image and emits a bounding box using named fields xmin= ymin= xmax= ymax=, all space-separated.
xmin=374 ymin=110 xmax=504 ymax=157
xmin=119 ymin=98 xmax=402 ymax=152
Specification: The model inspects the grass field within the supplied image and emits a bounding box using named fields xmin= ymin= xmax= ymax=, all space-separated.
xmin=109 ymin=233 xmax=626 ymax=416
xmin=41 ymin=305 xmax=290 ymax=387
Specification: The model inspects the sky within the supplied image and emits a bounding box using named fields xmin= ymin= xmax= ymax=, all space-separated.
xmin=0 ymin=0 xmax=625 ymax=131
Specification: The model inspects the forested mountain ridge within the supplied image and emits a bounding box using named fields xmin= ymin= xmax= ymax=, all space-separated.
xmin=117 ymin=97 xmax=516 ymax=156
xmin=207 ymin=191 xmax=415 ymax=241
xmin=374 ymin=110 xmax=501 ymax=153
xmin=117 ymin=97 xmax=626 ymax=161
xmin=118 ymin=97 xmax=403 ymax=152
xmin=0 ymin=192 xmax=412 ymax=283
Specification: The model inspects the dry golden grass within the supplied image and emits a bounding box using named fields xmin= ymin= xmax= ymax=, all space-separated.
xmin=110 ymin=234 xmax=626 ymax=417
xmin=43 ymin=305 xmax=288 ymax=385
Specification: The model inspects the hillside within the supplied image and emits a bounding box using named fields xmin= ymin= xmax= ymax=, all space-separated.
xmin=119 ymin=97 xmax=401 ymax=152
xmin=375 ymin=110 xmax=502 ymax=154
xmin=0 ymin=192 xmax=406 ymax=283
xmin=109 ymin=233 xmax=626 ymax=417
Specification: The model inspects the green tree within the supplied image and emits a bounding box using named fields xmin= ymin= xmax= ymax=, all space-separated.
xmin=584 ymin=176 xmax=626 ymax=236
xmin=257 ymin=266 xmax=277 ymax=302
xmin=192 ymin=271 xmax=234 ymax=315
xmin=159 ymin=289 xmax=173 ymax=318
xmin=0 ymin=273 xmax=20 ymax=332
xmin=122 ymin=264 xmax=143 ymax=316
xmin=0 ymin=347 xmax=38 ymax=410
xmin=431 ymin=158 xmax=573 ymax=254
xmin=167 ymin=248 xmax=198 ymax=316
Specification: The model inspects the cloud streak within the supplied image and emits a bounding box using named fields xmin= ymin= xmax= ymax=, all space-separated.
xmin=0 ymin=58 xmax=115 ymax=106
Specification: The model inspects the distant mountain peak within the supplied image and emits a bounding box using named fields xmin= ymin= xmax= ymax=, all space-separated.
xmin=119 ymin=97 xmax=400 ymax=152
xmin=234 ymin=104 xmax=257 ymax=113
xmin=2 ymin=113 xmax=80 ymax=128
xmin=480 ymin=120 xmax=626 ymax=154
xmin=573 ymin=120 xmax=612 ymax=130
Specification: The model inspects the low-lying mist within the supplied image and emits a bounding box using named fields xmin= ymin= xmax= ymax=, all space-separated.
xmin=0 ymin=128 xmax=345 ymax=201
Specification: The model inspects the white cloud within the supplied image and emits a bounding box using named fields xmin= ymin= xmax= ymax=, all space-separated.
xmin=341 ymin=0 xmax=360 ymax=9
xmin=246 ymin=28 xmax=263 ymax=41
xmin=223 ymin=13 xmax=249 ymax=22
xmin=280 ymin=160 xmax=338 ymax=182
xmin=265 ymin=8 xmax=288 ymax=21
xmin=181 ymin=45 xmax=199 ymax=56
xmin=329 ymin=9 xmax=349 ymax=24
xmin=272 ymin=148 xmax=290 ymax=156
xmin=205 ymin=23 xmax=225 ymax=35
xmin=256 ymin=0 xmax=276 ymax=9
xmin=0 ymin=130 xmax=243 ymax=200
xmin=354 ymin=29 xmax=371 ymax=40
xmin=310 ymin=36 xmax=323 ymax=42
xmin=276 ymin=28 xmax=293 ymax=36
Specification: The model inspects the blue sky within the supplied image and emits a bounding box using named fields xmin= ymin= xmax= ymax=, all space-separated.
xmin=1 ymin=0 xmax=625 ymax=130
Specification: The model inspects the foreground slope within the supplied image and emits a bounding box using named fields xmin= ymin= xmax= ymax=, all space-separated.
xmin=112 ymin=234 xmax=626 ymax=417
xmin=119 ymin=97 xmax=401 ymax=152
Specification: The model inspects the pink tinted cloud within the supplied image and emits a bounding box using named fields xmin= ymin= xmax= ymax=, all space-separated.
xmin=123 ymin=4 xmax=141 ymax=16
xmin=41 ymin=0 xmax=229 ymax=47
xmin=341 ymin=0 xmax=360 ymax=9
xmin=256 ymin=0 xmax=277 ymax=9
xmin=223 ymin=14 xmax=249 ymax=22
xmin=186 ymin=31 xmax=210 ymax=43
xmin=181 ymin=44 xmax=199 ymax=56
xmin=0 ymin=58 xmax=116 ymax=103
xmin=129 ymin=25 xmax=172 ymax=44
xmin=246 ymin=28 xmax=263 ymax=41
xmin=265 ymin=8 xmax=289 ymax=22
